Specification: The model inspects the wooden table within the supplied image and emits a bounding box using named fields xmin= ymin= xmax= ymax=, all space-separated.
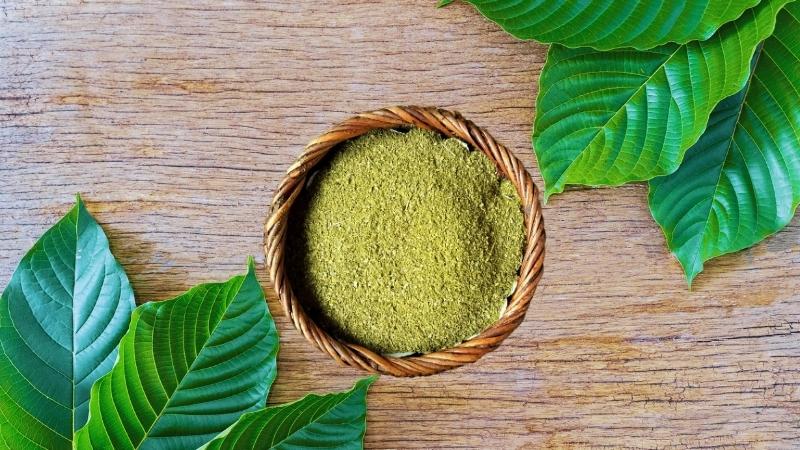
xmin=2 ymin=1 xmax=799 ymax=448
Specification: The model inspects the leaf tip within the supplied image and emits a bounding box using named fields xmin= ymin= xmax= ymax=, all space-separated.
xmin=542 ymin=187 xmax=557 ymax=204
xmin=674 ymin=251 xmax=703 ymax=289
xmin=352 ymin=375 xmax=378 ymax=395
xmin=684 ymin=270 xmax=698 ymax=289
xmin=542 ymin=178 xmax=566 ymax=203
xmin=74 ymin=193 xmax=89 ymax=214
xmin=72 ymin=193 xmax=94 ymax=221
xmin=437 ymin=0 xmax=455 ymax=7
xmin=246 ymin=255 xmax=257 ymax=273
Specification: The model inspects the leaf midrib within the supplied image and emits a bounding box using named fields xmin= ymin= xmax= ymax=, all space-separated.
xmin=686 ymin=43 xmax=766 ymax=281
xmin=71 ymin=202 xmax=80 ymax=437
xmin=132 ymin=275 xmax=247 ymax=450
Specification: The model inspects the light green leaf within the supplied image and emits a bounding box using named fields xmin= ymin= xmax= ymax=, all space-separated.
xmin=534 ymin=0 xmax=792 ymax=200
xmin=456 ymin=0 xmax=759 ymax=50
xmin=649 ymin=3 xmax=800 ymax=285
xmin=74 ymin=259 xmax=279 ymax=450
xmin=201 ymin=376 xmax=376 ymax=450
xmin=0 ymin=197 xmax=135 ymax=449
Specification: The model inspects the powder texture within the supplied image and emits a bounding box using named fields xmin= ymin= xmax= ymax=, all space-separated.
xmin=286 ymin=128 xmax=525 ymax=354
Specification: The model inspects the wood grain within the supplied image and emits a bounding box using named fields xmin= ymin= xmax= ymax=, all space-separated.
xmin=1 ymin=1 xmax=798 ymax=448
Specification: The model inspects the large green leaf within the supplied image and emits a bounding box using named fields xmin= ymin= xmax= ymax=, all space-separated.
xmin=455 ymin=0 xmax=759 ymax=50
xmin=648 ymin=3 xmax=800 ymax=285
xmin=200 ymin=376 xmax=376 ymax=450
xmin=74 ymin=260 xmax=279 ymax=449
xmin=0 ymin=197 xmax=135 ymax=449
xmin=533 ymin=0 xmax=791 ymax=200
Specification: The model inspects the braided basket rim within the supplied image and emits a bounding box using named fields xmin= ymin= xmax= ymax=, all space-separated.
xmin=264 ymin=106 xmax=546 ymax=377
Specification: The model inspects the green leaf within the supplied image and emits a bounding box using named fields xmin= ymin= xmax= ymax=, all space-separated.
xmin=648 ymin=3 xmax=800 ymax=285
xmin=437 ymin=0 xmax=455 ymax=7
xmin=457 ymin=0 xmax=759 ymax=50
xmin=534 ymin=0 xmax=792 ymax=200
xmin=74 ymin=259 xmax=279 ymax=449
xmin=200 ymin=376 xmax=376 ymax=450
xmin=0 ymin=197 xmax=135 ymax=449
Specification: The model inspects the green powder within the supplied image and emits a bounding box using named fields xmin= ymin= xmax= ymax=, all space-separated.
xmin=286 ymin=128 xmax=525 ymax=354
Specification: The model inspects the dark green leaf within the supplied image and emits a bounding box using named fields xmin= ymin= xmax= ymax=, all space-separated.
xmin=534 ymin=0 xmax=791 ymax=200
xmin=73 ymin=259 xmax=279 ymax=449
xmin=458 ymin=0 xmax=759 ymax=50
xmin=0 ymin=197 xmax=135 ymax=449
xmin=201 ymin=376 xmax=377 ymax=450
xmin=649 ymin=3 xmax=800 ymax=285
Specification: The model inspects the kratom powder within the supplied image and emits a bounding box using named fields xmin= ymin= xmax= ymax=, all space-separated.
xmin=286 ymin=127 xmax=525 ymax=354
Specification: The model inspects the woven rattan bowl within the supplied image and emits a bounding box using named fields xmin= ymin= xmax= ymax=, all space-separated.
xmin=264 ymin=106 xmax=545 ymax=377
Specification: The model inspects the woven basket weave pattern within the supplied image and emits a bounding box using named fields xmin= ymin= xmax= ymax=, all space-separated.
xmin=265 ymin=106 xmax=545 ymax=377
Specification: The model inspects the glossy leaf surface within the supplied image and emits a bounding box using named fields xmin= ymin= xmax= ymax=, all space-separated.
xmin=649 ymin=3 xmax=800 ymax=285
xmin=74 ymin=260 xmax=279 ymax=449
xmin=534 ymin=0 xmax=791 ymax=200
xmin=201 ymin=376 xmax=376 ymax=450
xmin=0 ymin=198 xmax=135 ymax=449
xmin=458 ymin=0 xmax=759 ymax=50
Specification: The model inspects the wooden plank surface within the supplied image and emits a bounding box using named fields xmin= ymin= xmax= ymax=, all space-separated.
xmin=1 ymin=1 xmax=799 ymax=448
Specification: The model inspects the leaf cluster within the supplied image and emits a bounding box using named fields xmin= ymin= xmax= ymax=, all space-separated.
xmin=448 ymin=0 xmax=800 ymax=285
xmin=0 ymin=198 xmax=375 ymax=450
